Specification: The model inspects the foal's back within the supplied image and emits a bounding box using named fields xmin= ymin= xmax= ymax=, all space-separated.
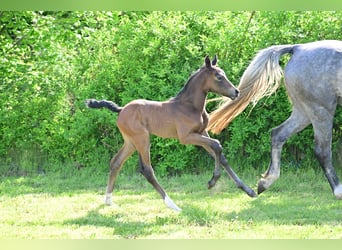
xmin=116 ymin=98 xmax=190 ymax=139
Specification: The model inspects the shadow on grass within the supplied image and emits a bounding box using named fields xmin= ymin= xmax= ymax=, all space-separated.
xmin=62 ymin=190 xmax=342 ymax=239
xmin=0 ymin=172 xmax=151 ymax=197
xmin=246 ymin=192 xmax=342 ymax=225
xmin=63 ymin=204 xmax=163 ymax=239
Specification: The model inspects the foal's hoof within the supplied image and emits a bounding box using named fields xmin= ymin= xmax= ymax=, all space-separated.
xmin=207 ymin=180 xmax=216 ymax=189
xmin=104 ymin=193 xmax=114 ymax=206
xmin=246 ymin=187 xmax=257 ymax=198
xmin=207 ymin=173 xmax=221 ymax=189
xmin=238 ymin=183 xmax=257 ymax=198
xmin=105 ymin=199 xmax=114 ymax=206
xmin=164 ymin=195 xmax=182 ymax=212
xmin=235 ymin=180 xmax=257 ymax=198
xmin=334 ymin=184 xmax=342 ymax=199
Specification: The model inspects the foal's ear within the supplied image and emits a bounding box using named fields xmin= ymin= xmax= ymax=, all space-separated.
xmin=212 ymin=55 xmax=218 ymax=66
xmin=205 ymin=55 xmax=211 ymax=69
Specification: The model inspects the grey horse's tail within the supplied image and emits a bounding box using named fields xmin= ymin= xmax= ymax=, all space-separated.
xmin=85 ymin=99 xmax=123 ymax=113
xmin=207 ymin=44 xmax=296 ymax=134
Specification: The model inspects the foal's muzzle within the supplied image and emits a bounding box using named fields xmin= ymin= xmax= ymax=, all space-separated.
xmin=230 ymin=89 xmax=240 ymax=100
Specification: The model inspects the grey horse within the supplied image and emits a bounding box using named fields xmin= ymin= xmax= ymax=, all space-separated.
xmin=208 ymin=40 xmax=342 ymax=199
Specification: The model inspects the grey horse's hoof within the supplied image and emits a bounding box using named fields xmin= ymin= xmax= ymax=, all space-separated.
xmin=257 ymin=184 xmax=266 ymax=195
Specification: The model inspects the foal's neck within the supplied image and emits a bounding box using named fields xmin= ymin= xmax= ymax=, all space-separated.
xmin=173 ymin=69 xmax=208 ymax=112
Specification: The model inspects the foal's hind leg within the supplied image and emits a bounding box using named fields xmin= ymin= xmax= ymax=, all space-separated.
xmin=258 ymin=108 xmax=310 ymax=194
xmin=105 ymin=139 xmax=135 ymax=205
xmin=133 ymin=133 xmax=181 ymax=212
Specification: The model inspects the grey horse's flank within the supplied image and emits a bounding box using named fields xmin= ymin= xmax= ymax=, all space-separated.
xmin=208 ymin=40 xmax=342 ymax=199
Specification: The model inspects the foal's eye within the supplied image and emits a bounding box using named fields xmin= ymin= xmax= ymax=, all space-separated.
xmin=215 ymin=73 xmax=223 ymax=81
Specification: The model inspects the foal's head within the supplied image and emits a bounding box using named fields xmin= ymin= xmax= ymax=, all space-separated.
xmin=203 ymin=55 xmax=239 ymax=100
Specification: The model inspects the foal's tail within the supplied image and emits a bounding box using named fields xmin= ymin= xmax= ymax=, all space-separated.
xmin=207 ymin=44 xmax=296 ymax=134
xmin=85 ymin=99 xmax=122 ymax=113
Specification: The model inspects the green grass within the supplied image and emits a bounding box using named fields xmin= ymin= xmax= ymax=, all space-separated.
xmin=0 ymin=167 xmax=341 ymax=239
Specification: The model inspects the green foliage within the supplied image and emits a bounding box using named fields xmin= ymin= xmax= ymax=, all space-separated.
xmin=1 ymin=11 xmax=342 ymax=176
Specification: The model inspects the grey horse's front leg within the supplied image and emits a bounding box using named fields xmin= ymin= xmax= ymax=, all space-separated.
xmin=258 ymin=109 xmax=310 ymax=194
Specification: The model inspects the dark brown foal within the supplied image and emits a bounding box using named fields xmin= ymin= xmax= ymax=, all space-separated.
xmin=86 ymin=55 xmax=256 ymax=211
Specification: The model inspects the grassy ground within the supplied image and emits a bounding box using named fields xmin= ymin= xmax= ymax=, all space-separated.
xmin=0 ymin=167 xmax=341 ymax=239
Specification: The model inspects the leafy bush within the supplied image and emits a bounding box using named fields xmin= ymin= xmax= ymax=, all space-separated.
xmin=1 ymin=11 xmax=342 ymax=176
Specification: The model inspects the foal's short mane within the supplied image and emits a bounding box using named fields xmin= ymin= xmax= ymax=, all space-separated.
xmin=173 ymin=66 xmax=206 ymax=100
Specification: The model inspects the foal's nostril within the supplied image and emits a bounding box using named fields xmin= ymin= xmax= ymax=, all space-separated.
xmin=229 ymin=89 xmax=240 ymax=100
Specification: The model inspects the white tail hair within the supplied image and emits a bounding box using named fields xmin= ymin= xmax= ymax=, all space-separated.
xmin=207 ymin=44 xmax=296 ymax=134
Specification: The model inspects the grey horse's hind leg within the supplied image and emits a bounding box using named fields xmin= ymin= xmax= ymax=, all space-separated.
xmin=311 ymin=108 xmax=342 ymax=199
xmin=258 ymin=108 xmax=310 ymax=194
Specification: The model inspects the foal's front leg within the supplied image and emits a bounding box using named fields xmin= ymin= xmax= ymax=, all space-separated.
xmin=179 ymin=132 xmax=223 ymax=188
xmin=200 ymin=131 xmax=222 ymax=188
xmin=201 ymin=131 xmax=257 ymax=197
xmin=201 ymin=114 xmax=222 ymax=187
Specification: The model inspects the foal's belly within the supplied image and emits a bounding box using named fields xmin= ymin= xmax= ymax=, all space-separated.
xmin=150 ymin=123 xmax=179 ymax=139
